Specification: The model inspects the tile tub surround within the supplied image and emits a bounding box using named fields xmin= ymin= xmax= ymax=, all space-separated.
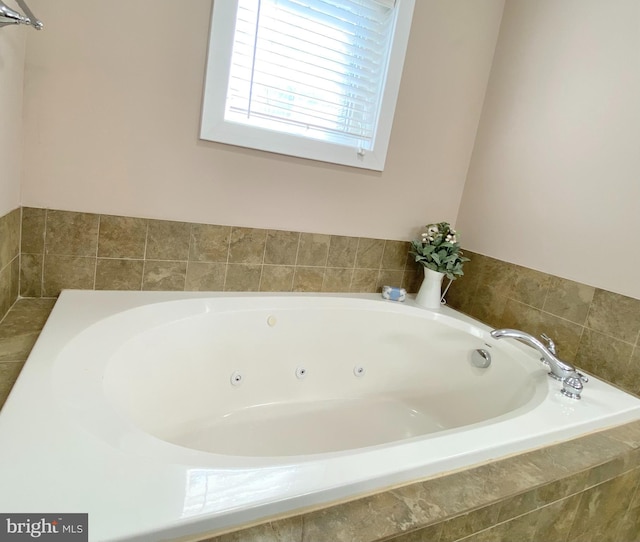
xmin=14 ymin=206 xmax=640 ymax=400
xmin=19 ymin=207 xmax=422 ymax=298
xmin=0 ymin=298 xmax=55 ymax=409
xmin=446 ymin=250 xmax=640 ymax=398
xmin=0 ymin=208 xmax=21 ymax=321
xmin=0 ymin=298 xmax=639 ymax=542
xmin=183 ymin=421 xmax=640 ymax=542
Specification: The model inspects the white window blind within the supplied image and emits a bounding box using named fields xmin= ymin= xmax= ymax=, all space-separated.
xmin=200 ymin=0 xmax=415 ymax=170
xmin=226 ymin=0 xmax=397 ymax=150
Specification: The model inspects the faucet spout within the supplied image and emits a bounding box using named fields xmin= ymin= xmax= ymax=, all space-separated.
xmin=490 ymin=328 xmax=576 ymax=380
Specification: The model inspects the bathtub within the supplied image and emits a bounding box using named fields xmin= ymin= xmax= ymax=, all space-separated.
xmin=1 ymin=290 xmax=639 ymax=541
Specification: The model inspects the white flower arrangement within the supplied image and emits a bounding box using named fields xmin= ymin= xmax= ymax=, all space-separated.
xmin=410 ymin=222 xmax=469 ymax=280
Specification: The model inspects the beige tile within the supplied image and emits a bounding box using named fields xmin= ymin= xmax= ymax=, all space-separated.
xmin=20 ymin=253 xmax=43 ymax=298
xmin=618 ymin=347 xmax=640 ymax=397
xmin=142 ymin=260 xmax=187 ymax=291
xmin=264 ymin=230 xmax=299 ymax=265
xmin=293 ymin=267 xmax=324 ymax=292
xmin=439 ymin=502 xmax=501 ymax=542
xmin=43 ymin=255 xmax=96 ymax=297
xmin=260 ymin=265 xmax=294 ymax=292
xmin=575 ymin=329 xmax=634 ymax=386
xmin=190 ymin=224 xmax=231 ymax=263
xmin=586 ymin=289 xmax=640 ymax=344
xmin=384 ymin=523 xmax=442 ymax=542
xmin=45 ymin=210 xmax=99 ymax=256
xmin=206 ymin=518 xmax=303 ymax=542
xmin=458 ymin=509 xmax=537 ymax=542
xmin=0 ymin=333 xmax=40 ymax=362
xmin=381 ymin=240 xmax=409 ymax=270
xmin=296 ymin=233 xmax=330 ymax=266
xmin=465 ymin=257 xmax=518 ymax=327
xmin=0 ymin=208 xmax=20 ymax=270
xmin=355 ymin=238 xmax=384 ymax=269
xmin=0 ymin=362 xmax=24 ymax=410
xmin=0 ymin=266 xmax=12 ymax=324
xmin=586 ymin=455 xmax=632 ymax=489
xmin=501 ymin=298 xmax=540 ymax=331
xmin=95 ymin=259 xmax=144 ymax=290
xmin=525 ymin=432 xmax=632 ymax=483
xmin=185 ymin=262 xmax=226 ymax=291
xmin=468 ymin=288 xmax=508 ymax=329
xmin=511 ymin=266 xmax=552 ymax=309
xmin=568 ymin=471 xmax=638 ymax=540
xmin=98 ymin=215 xmax=148 ymax=258
xmin=477 ymin=256 xmax=516 ymax=296
xmin=496 ymin=476 xmax=581 ymax=524
xmin=0 ymin=299 xmax=55 ymax=338
xmin=501 ymin=299 xmax=583 ymax=362
xmin=21 ymin=207 xmax=46 ymax=254
xmin=228 ymin=228 xmax=266 ymax=264
xmin=568 ymin=520 xmax=624 ymax=542
xmin=224 ymin=264 xmax=261 ymax=291
xmin=322 ymin=268 xmax=353 ymax=292
xmin=616 ymin=508 xmax=640 ymax=542
xmin=535 ymin=470 xmax=589 ymax=505
xmin=630 ymin=473 xmax=640 ymax=509
xmin=10 ymin=257 xmax=18 ymax=304
xmin=445 ymin=277 xmax=477 ymax=316
xmin=402 ymin=269 xmax=422 ymax=294
xmin=351 ymin=269 xmax=379 ymax=293
xmin=444 ymin=252 xmax=482 ymax=316
xmin=531 ymin=494 xmax=582 ymax=542
xmin=606 ymin=420 xmax=640 ymax=449
xmin=475 ymin=457 xmax=550 ymax=503
xmin=303 ymin=490 xmax=435 ymax=542
xmin=0 ymin=298 xmax=53 ymax=360
xmin=146 ymin=220 xmax=190 ymax=261
xmin=407 ymin=466 xmax=510 ymax=518
xmin=326 ymin=236 xmax=358 ymax=268
xmin=543 ymin=276 xmax=595 ymax=325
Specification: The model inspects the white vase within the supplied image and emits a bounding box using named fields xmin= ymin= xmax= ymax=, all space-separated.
xmin=415 ymin=267 xmax=445 ymax=309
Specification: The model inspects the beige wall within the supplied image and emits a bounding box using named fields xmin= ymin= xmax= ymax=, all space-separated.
xmin=0 ymin=3 xmax=25 ymax=217
xmin=457 ymin=0 xmax=640 ymax=300
xmin=21 ymin=0 xmax=504 ymax=241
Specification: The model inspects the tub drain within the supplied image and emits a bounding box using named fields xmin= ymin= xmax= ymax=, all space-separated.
xmin=471 ymin=349 xmax=491 ymax=368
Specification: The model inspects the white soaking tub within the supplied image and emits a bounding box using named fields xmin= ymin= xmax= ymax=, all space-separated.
xmin=1 ymin=290 xmax=639 ymax=541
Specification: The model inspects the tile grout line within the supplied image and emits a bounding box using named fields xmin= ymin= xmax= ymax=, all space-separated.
xmin=289 ymin=232 xmax=301 ymax=292
xmin=348 ymin=237 xmax=362 ymax=292
xmin=505 ymin=297 xmax=637 ymax=348
xmin=221 ymin=226 xmax=232 ymax=292
xmin=184 ymin=223 xmax=194 ymax=292
xmin=257 ymin=230 xmax=269 ymax=292
xmin=17 ymin=207 xmax=23 ymax=303
xmin=40 ymin=209 xmax=48 ymax=298
xmin=92 ymin=214 xmax=101 ymax=290
xmin=140 ymin=221 xmax=149 ymax=291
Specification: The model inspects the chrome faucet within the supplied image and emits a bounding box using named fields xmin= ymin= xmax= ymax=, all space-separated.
xmin=490 ymin=328 xmax=587 ymax=399
xmin=0 ymin=0 xmax=42 ymax=30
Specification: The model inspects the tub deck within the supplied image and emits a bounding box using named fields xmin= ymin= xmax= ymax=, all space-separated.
xmin=0 ymin=291 xmax=639 ymax=542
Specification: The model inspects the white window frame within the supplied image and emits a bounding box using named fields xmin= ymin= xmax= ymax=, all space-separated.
xmin=200 ymin=0 xmax=415 ymax=171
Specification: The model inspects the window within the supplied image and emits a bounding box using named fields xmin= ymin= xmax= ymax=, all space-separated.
xmin=201 ymin=0 xmax=415 ymax=171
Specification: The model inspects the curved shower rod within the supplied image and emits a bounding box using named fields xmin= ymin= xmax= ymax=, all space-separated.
xmin=0 ymin=0 xmax=42 ymax=30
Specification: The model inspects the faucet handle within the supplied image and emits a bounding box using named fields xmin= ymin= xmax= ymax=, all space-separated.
xmin=540 ymin=333 xmax=557 ymax=355
xmin=561 ymin=374 xmax=584 ymax=399
xmin=577 ymin=371 xmax=589 ymax=383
